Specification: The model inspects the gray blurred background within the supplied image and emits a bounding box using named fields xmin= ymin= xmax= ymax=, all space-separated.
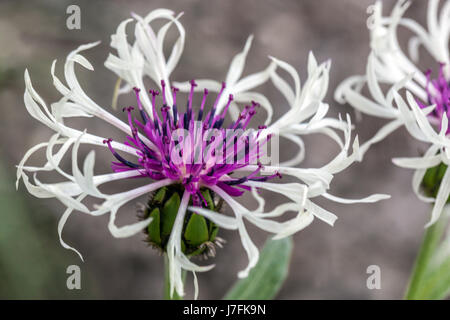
xmin=0 ymin=0 xmax=433 ymax=299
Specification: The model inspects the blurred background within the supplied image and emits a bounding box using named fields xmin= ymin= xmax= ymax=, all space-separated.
xmin=0 ymin=0 xmax=434 ymax=299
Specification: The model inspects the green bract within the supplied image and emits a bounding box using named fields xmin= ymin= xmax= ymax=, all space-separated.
xmin=422 ymin=162 xmax=450 ymax=203
xmin=141 ymin=186 xmax=222 ymax=257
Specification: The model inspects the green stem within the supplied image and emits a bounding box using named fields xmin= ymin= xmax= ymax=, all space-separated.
xmin=404 ymin=210 xmax=449 ymax=299
xmin=163 ymin=254 xmax=186 ymax=300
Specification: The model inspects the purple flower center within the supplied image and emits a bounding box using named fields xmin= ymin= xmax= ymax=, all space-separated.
xmin=103 ymin=80 xmax=281 ymax=206
xmin=418 ymin=63 xmax=450 ymax=133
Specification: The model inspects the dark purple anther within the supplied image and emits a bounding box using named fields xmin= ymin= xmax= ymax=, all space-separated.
xmin=103 ymin=80 xmax=279 ymax=202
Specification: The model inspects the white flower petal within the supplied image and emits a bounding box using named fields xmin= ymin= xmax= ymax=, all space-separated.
xmin=108 ymin=207 xmax=153 ymax=238
xmin=322 ymin=192 xmax=391 ymax=204
xmin=187 ymin=206 xmax=238 ymax=230
xmin=226 ymin=35 xmax=254 ymax=85
xmin=393 ymin=155 xmax=442 ymax=169
xmin=58 ymin=194 xmax=86 ymax=261
xmin=305 ymin=199 xmax=337 ymax=226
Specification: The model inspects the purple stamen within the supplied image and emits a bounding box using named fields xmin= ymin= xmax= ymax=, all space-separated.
xmin=104 ymin=80 xmax=278 ymax=201
xmin=133 ymin=87 xmax=143 ymax=111
xmin=188 ymin=80 xmax=197 ymax=113
xmin=103 ymin=138 xmax=140 ymax=169
xmin=198 ymin=89 xmax=209 ymax=121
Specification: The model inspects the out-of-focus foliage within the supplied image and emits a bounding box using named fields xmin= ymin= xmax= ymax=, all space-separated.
xmin=0 ymin=154 xmax=99 ymax=298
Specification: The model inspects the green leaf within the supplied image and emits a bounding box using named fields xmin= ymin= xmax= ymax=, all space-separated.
xmin=223 ymin=237 xmax=293 ymax=300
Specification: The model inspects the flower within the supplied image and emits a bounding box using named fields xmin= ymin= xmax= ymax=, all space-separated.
xmin=17 ymin=9 xmax=388 ymax=298
xmin=335 ymin=0 xmax=450 ymax=227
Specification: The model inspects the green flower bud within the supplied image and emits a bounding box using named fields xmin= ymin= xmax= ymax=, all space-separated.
xmin=422 ymin=162 xmax=450 ymax=202
xmin=140 ymin=185 xmax=224 ymax=258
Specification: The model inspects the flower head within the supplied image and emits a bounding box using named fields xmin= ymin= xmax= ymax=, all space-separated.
xmin=336 ymin=0 xmax=450 ymax=226
xmin=17 ymin=9 xmax=388 ymax=298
